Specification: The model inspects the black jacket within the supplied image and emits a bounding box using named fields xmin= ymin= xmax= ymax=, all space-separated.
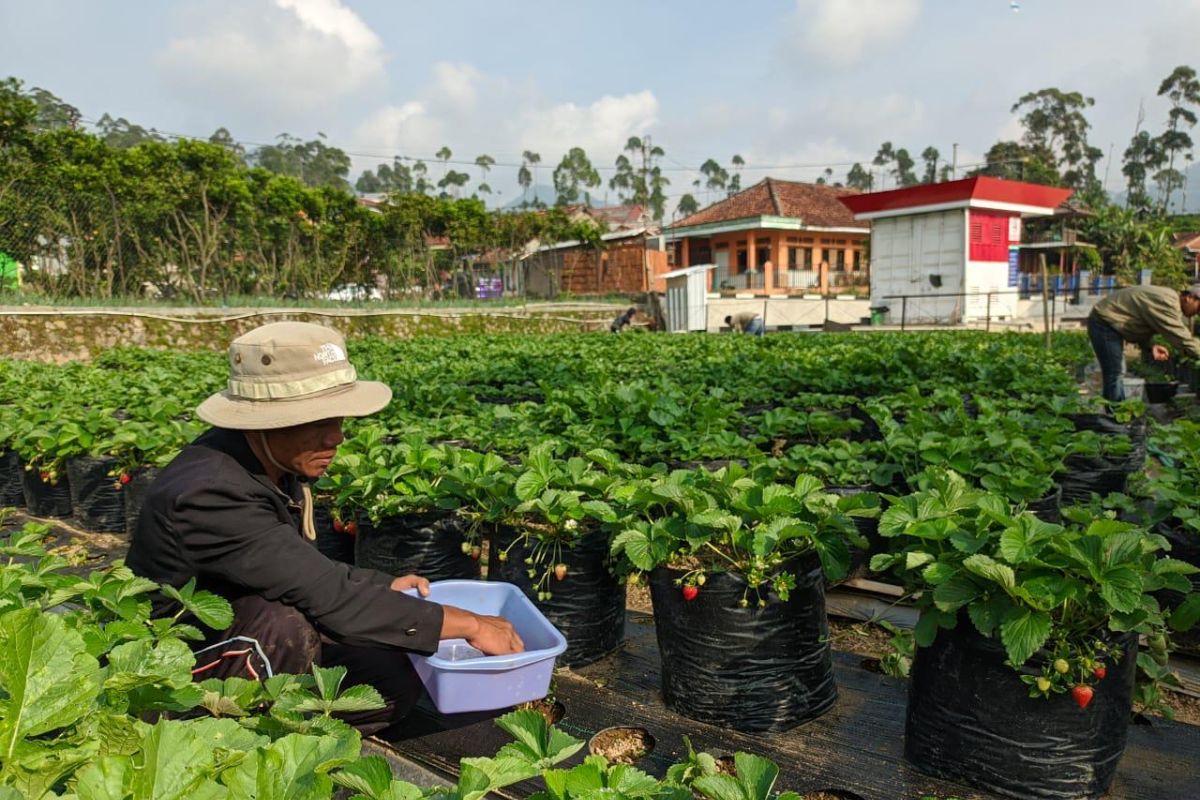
xmin=126 ymin=427 xmax=443 ymax=654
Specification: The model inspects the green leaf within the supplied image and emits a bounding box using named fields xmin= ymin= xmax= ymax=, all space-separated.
xmin=126 ymin=719 xmax=228 ymax=800
xmin=904 ymin=552 xmax=935 ymax=570
xmin=579 ymin=500 xmax=618 ymax=523
xmin=1170 ymin=594 xmax=1200 ymax=632
xmin=1100 ymin=566 xmax=1144 ymax=614
xmin=73 ymin=756 xmax=130 ymax=800
xmin=104 ymin=638 xmax=195 ymax=693
xmin=610 ymin=529 xmax=657 ymax=571
xmin=962 ymin=554 xmax=1016 ymax=592
xmin=932 ymin=574 xmax=980 ymax=613
xmin=515 ymin=471 xmax=547 ymax=502
xmin=967 ymin=594 xmax=1009 ymax=637
xmin=999 ymin=608 xmax=1052 ymax=667
xmin=0 ymin=608 xmax=101 ymax=763
xmin=731 ymin=752 xmax=779 ymax=800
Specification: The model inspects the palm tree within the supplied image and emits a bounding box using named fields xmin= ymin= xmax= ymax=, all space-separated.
xmin=521 ymin=150 xmax=541 ymax=205
xmin=436 ymin=146 xmax=452 ymax=180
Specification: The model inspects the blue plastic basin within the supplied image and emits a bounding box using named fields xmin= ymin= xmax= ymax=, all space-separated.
xmin=403 ymin=580 xmax=567 ymax=713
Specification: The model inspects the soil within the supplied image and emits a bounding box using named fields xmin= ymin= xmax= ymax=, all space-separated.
xmin=588 ymin=726 xmax=654 ymax=765
xmin=801 ymin=792 xmax=867 ymax=800
xmin=516 ymin=698 xmax=564 ymax=726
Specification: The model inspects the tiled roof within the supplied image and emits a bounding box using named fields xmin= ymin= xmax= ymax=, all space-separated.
xmin=1174 ymin=232 xmax=1200 ymax=249
xmin=671 ymin=178 xmax=864 ymax=229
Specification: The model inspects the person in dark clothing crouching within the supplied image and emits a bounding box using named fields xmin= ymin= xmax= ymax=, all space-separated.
xmin=126 ymin=322 xmax=523 ymax=735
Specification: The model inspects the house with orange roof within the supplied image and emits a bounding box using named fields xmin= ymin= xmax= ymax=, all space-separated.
xmin=665 ymin=179 xmax=870 ymax=295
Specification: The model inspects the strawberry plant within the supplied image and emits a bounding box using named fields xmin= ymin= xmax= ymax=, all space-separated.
xmin=870 ymin=470 xmax=1199 ymax=699
xmin=610 ymin=465 xmax=871 ymax=604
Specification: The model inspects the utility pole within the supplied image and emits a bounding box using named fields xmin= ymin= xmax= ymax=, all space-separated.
xmin=952 ymin=143 xmax=959 ymax=180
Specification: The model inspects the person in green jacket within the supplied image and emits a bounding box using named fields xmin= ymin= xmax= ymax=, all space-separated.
xmin=1087 ymin=283 xmax=1200 ymax=401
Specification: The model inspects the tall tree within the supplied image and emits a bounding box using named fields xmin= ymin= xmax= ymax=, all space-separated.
xmin=518 ymin=150 xmax=540 ymax=205
xmin=27 ymin=86 xmax=80 ymax=130
xmin=437 ymin=169 xmax=471 ymax=198
xmin=208 ymin=127 xmax=246 ymax=162
xmin=1122 ymin=131 xmax=1164 ymax=211
xmin=1156 ymin=66 xmax=1200 ymax=211
xmin=974 ymin=140 xmax=1059 ymax=185
xmin=729 ymin=154 xmax=745 ymax=195
xmin=699 ymin=158 xmax=728 ymax=198
xmin=95 ymin=113 xmax=162 ymax=149
xmin=873 ymin=142 xmax=896 ymax=189
xmin=1011 ymin=88 xmax=1103 ymax=196
xmin=435 ymin=146 xmax=452 ymax=179
xmin=474 ymin=154 xmax=495 ymax=196
xmin=845 ymin=162 xmax=872 ymax=191
xmin=552 ymin=147 xmax=601 ymax=205
xmin=920 ymin=146 xmax=940 ymax=184
xmin=253 ymin=133 xmax=351 ymax=190
xmin=609 ymin=136 xmax=669 ymax=219
xmin=676 ymin=193 xmax=699 ymax=219
xmin=412 ymin=160 xmax=430 ymax=195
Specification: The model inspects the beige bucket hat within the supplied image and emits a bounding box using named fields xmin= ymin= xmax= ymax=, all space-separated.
xmin=197 ymin=322 xmax=391 ymax=430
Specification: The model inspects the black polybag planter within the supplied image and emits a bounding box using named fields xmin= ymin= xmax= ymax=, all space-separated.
xmin=1155 ymin=520 xmax=1200 ymax=655
xmin=355 ymin=511 xmax=481 ymax=582
xmin=1055 ymin=455 xmax=1131 ymax=507
xmin=123 ymin=468 xmax=160 ymax=537
xmin=905 ymin=624 xmax=1137 ymax=800
xmin=21 ymin=468 xmax=72 ymax=518
xmin=314 ymin=504 xmax=355 ymax=564
xmin=67 ymin=456 xmax=126 ymax=533
xmin=488 ymin=525 xmax=625 ymax=668
xmin=0 ymin=450 xmax=25 ymax=507
xmin=648 ymin=556 xmax=837 ymax=733
xmin=1025 ymin=485 xmax=1062 ymax=525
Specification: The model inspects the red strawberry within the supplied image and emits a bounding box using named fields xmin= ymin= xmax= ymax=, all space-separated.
xmin=1072 ymin=685 xmax=1094 ymax=709
xmin=553 ymin=563 xmax=568 ymax=581
xmin=119 ymin=473 xmax=132 ymax=485
xmin=333 ymin=519 xmax=345 ymax=533
xmin=1092 ymin=665 xmax=1106 ymax=680
xmin=345 ymin=520 xmax=358 ymax=537
xmin=39 ymin=471 xmax=51 ymax=483
xmin=469 ymin=546 xmax=482 ymax=561
xmin=682 ymin=585 xmax=699 ymax=601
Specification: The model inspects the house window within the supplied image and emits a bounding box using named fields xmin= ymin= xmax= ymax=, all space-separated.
xmin=852 ymin=250 xmax=862 ymax=271
xmin=829 ymin=249 xmax=845 ymax=270
xmin=756 ymin=246 xmax=770 ymax=268
xmin=737 ymin=249 xmax=748 ymax=269
xmin=790 ymin=247 xmax=814 ymax=269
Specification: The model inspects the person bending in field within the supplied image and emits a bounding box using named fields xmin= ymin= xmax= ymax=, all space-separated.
xmin=725 ymin=311 xmax=765 ymax=336
xmin=610 ymin=306 xmax=638 ymax=333
xmin=1087 ymin=283 xmax=1200 ymax=402
xmin=126 ymin=322 xmax=523 ymax=735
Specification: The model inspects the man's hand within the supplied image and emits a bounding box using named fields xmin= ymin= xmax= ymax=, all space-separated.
xmin=390 ymin=574 xmax=431 ymax=596
xmin=1152 ymin=344 xmax=1171 ymax=362
xmin=441 ymin=605 xmax=524 ymax=655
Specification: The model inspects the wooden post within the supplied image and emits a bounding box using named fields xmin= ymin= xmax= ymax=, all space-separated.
xmin=1040 ymin=253 xmax=1051 ymax=351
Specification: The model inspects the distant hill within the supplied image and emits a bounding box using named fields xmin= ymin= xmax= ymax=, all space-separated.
xmin=501 ymin=184 xmax=605 ymax=210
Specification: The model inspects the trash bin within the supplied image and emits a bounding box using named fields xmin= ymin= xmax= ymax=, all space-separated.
xmin=869 ymin=306 xmax=889 ymax=326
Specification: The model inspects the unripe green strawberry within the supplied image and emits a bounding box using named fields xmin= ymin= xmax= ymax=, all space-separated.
xmin=1053 ymin=658 xmax=1070 ymax=675
xmin=1036 ymin=676 xmax=1051 ymax=692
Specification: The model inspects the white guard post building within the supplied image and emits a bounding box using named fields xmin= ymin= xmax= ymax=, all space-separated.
xmin=840 ymin=177 xmax=1073 ymax=325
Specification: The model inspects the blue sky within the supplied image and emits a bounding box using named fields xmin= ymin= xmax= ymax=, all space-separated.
xmin=2 ymin=1 xmax=1199 ymax=211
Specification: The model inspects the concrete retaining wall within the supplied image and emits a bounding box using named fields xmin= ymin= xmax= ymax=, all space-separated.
xmin=0 ymin=303 xmax=627 ymax=362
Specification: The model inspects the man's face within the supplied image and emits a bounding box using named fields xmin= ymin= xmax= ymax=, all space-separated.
xmin=264 ymin=418 xmax=345 ymax=479
xmin=1184 ymin=293 xmax=1200 ymax=318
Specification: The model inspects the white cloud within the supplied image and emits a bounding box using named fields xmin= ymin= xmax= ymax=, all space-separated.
xmin=351 ymin=62 xmax=658 ymax=173
xmin=516 ymin=91 xmax=659 ymax=159
xmin=159 ymin=0 xmax=384 ymax=118
xmin=789 ymin=0 xmax=922 ymax=67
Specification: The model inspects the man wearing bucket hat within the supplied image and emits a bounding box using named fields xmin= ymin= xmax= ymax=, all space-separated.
xmin=127 ymin=322 xmax=523 ymax=734
xmin=1087 ymin=283 xmax=1200 ymax=402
